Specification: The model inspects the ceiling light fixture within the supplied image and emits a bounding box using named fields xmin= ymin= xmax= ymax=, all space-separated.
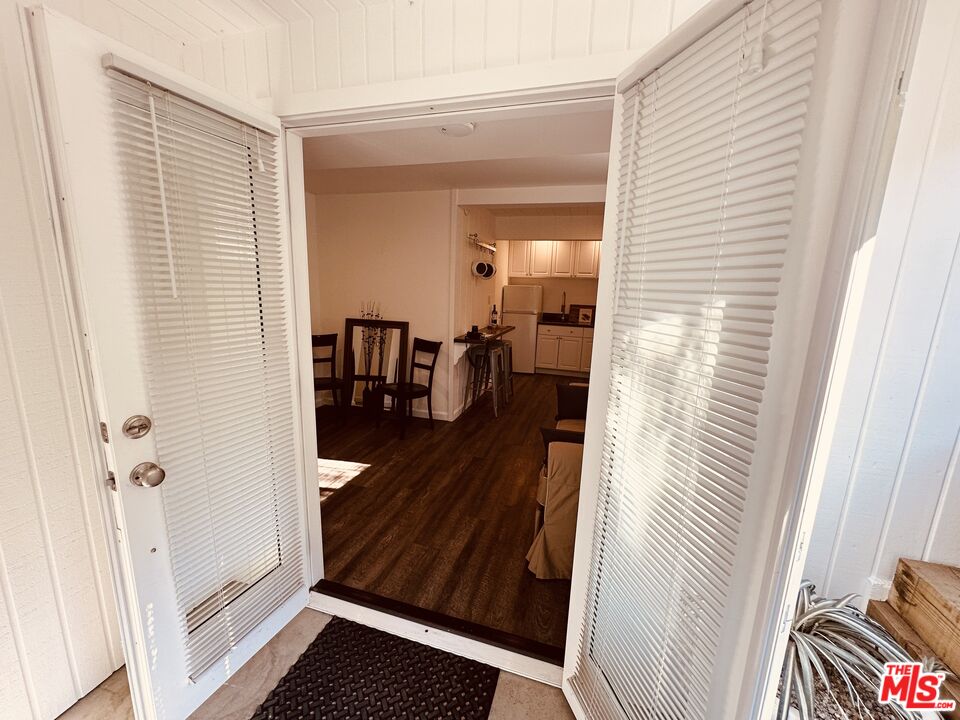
xmin=438 ymin=122 xmax=476 ymax=137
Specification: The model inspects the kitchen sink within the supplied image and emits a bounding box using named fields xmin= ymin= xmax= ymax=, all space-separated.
xmin=540 ymin=312 xmax=592 ymax=327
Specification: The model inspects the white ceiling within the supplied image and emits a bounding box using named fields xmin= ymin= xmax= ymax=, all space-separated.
xmin=303 ymin=111 xmax=613 ymax=168
xmin=303 ymin=109 xmax=613 ymax=194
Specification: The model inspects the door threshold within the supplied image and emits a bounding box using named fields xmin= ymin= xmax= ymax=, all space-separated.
xmin=308 ymin=580 xmax=564 ymax=687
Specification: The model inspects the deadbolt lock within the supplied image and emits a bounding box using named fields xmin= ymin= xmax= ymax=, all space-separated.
xmin=122 ymin=415 xmax=152 ymax=439
xmin=130 ymin=462 xmax=165 ymax=488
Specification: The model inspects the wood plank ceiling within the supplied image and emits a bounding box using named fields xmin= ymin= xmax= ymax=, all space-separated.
xmin=41 ymin=0 xmax=708 ymax=100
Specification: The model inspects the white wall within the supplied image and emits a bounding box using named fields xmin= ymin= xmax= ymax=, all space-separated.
xmin=494 ymin=212 xmax=604 ymax=241
xmin=804 ymin=0 xmax=960 ymax=603
xmin=17 ymin=1 xmax=714 ymax=115
xmin=307 ymin=190 xmax=454 ymax=419
xmin=451 ymin=205 xmax=510 ymax=414
xmin=458 ymin=206 xmax=507 ymax=333
xmin=0 ymin=4 xmax=150 ymax=719
xmin=27 ymin=0 xmax=275 ymax=106
xmin=173 ymin=0 xmax=711 ymax=111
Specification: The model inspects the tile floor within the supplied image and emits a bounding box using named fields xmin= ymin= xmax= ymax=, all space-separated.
xmin=58 ymin=608 xmax=574 ymax=720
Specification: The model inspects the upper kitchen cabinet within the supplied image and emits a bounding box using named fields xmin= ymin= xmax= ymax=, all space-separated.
xmin=507 ymin=240 xmax=600 ymax=278
xmin=529 ymin=241 xmax=554 ymax=277
xmin=508 ymin=240 xmax=530 ymax=277
xmin=574 ymin=240 xmax=601 ymax=278
xmin=551 ymin=241 xmax=575 ymax=277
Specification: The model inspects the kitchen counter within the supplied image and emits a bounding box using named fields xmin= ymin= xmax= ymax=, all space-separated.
xmin=453 ymin=325 xmax=515 ymax=344
xmin=538 ymin=319 xmax=594 ymax=328
xmin=540 ymin=306 xmax=595 ymax=328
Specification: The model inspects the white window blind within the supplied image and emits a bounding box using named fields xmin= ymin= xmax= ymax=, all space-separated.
xmin=109 ymin=72 xmax=303 ymax=676
xmin=570 ymin=0 xmax=821 ymax=717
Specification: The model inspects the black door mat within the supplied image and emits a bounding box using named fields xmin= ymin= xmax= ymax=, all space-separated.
xmin=250 ymin=617 xmax=500 ymax=719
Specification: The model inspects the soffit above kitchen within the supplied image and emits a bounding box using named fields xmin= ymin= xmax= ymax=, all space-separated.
xmin=303 ymin=109 xmax=613 ymax=194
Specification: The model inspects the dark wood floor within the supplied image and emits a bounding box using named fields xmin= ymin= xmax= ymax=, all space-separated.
xmin=316 ymin=373 xmax=571 ymax=651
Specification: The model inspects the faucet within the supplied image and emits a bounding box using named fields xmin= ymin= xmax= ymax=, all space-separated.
xmin=561 ymin=291 xmax=567 ymax=319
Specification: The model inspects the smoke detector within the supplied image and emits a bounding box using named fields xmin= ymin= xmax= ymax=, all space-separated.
xmin=439 ymin=122 xmax=476 ymax=137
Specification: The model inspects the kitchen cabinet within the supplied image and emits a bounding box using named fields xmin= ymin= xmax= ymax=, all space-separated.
xmin=557 ymin=337 xmax=582 ymax=370
xmin=536 ymin=324 xmax=593 ymax=372
xmin=508 ymin=240 xmax=530 ymax=276
xmin=574 ymin=240 xmax=601 ymax=278
xmin=508 ymin=240 xmax=601 ymax=278
xmin=529 ymin=241 xmax=554 ymax=277
xmin=535 ymin=335 xmax=560 ymax=368
xmin=551 ymin=241 xmax=575 ymax=277
xmin=580 ymin=338 xmax=593 ymax=371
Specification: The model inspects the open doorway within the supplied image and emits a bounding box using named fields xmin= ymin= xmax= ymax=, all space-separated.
xmin=301 ymin=108 xmax=613 ymax=660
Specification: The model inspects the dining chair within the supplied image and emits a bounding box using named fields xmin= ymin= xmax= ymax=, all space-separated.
xmin=379 ymin=337 xmax=442 ymax=437
xmin=312 ymin=333 xmax=345 ymax=410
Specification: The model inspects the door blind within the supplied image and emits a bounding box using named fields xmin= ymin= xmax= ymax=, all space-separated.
xmin=570 ymin=0 xmax=821 ymax=716
xmin=108 ymin=72 xmax=303 ymax=676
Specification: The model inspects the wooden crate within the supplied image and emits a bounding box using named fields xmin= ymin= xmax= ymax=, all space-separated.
xmin=888 ymin=558 xmax=960 ymax=676
xmin=868 ymin=599 xmax=960 ymax=719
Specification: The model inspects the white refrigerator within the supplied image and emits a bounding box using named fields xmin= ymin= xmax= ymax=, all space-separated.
xmin=501 ymin=285 xmax=543 ymax=373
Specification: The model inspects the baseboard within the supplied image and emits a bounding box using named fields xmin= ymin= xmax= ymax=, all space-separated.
xmin=534 ymin=368 xmax=590 ymax=378
xmin=317 ymin=399 xmax=451 ymax=422
xmin=451 ymin=395 xmax=475 ymax=421
xmin=408 ymin=407 xmax=451 ymax=422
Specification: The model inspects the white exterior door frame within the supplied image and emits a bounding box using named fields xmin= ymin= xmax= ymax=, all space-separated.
xmin=285 ymin=87 xmax=620 ymax=691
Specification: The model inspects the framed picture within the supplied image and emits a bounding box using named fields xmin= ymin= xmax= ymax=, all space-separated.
xmin=578 ymin=307 xmax=594 ymax=325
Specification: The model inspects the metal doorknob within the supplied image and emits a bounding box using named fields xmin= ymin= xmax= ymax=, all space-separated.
xmin=130 ymin=462 xmax=165 ymax=487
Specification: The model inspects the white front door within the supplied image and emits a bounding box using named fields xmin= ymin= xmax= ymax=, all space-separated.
xmin=560 ymin=0 xmax=892 ymax=717
xmin=32 ymin=10 xmax=309 ymax=720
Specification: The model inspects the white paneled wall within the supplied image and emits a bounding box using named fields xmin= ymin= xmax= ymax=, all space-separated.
xmin=172 ymin=0 xmax=709 ymax=102
xmin=42 ymin=0 xmax=267 ymax=43
xmin=24 ymin=2 xmax=713 ymax=107
xmin=0 ymin=3 xmax=177 ymax=718
xmin=804 ymin=0 xmax=960 ymax=604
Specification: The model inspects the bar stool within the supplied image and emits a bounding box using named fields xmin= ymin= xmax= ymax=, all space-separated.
xmin=488 ymin=343 xmax=508 ymax=417
xmin=502 ymin=340 xmax=514 ymax=402
xmin=464 ymin=344 xmax=487 ymax=409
